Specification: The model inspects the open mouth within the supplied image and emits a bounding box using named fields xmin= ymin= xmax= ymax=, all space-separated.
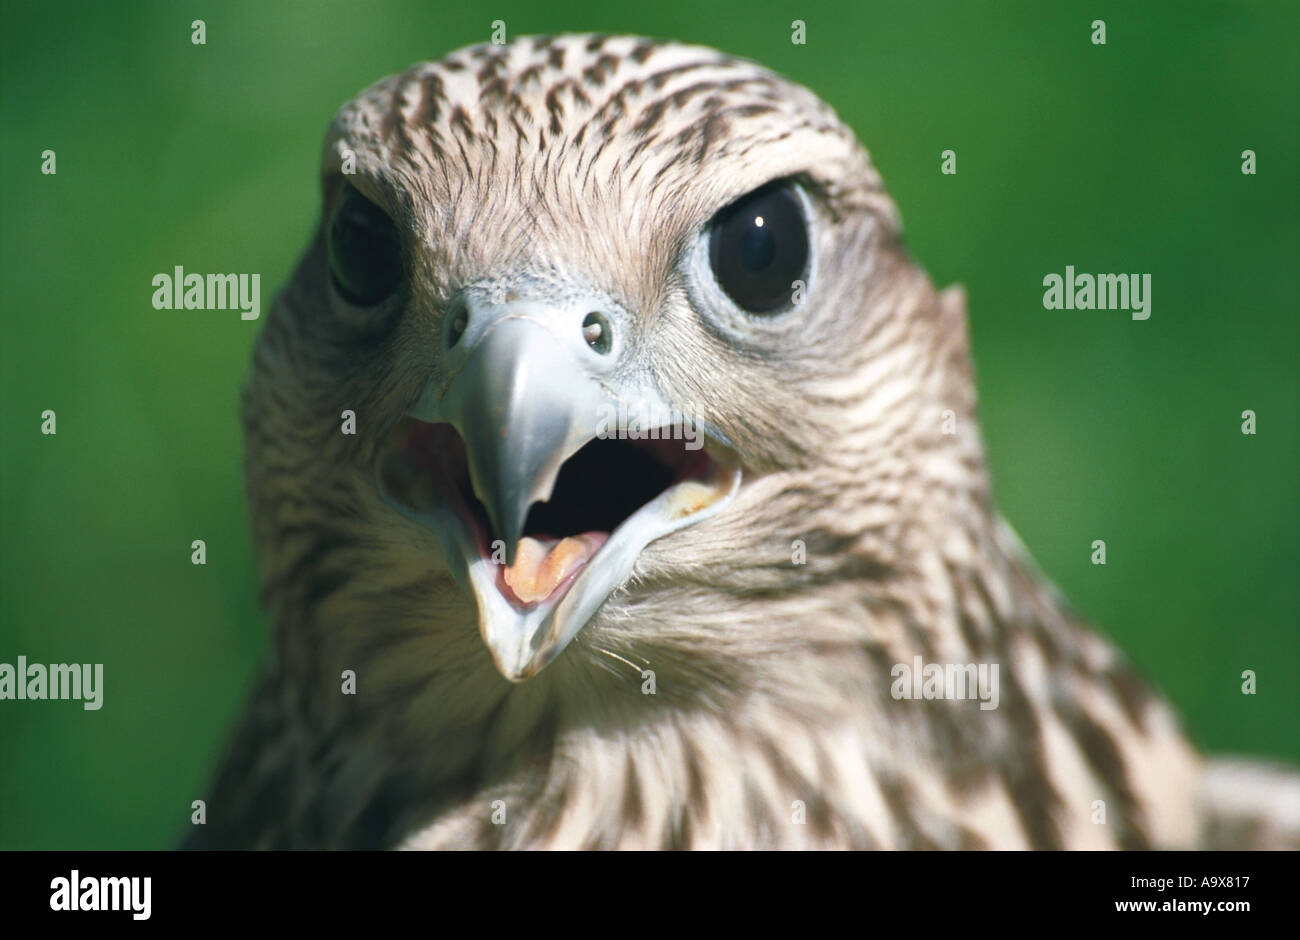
xmin=375 ymin=288 xmax=745 ymax=680
xmin=380 ymin=418 xmax=740 ymax=616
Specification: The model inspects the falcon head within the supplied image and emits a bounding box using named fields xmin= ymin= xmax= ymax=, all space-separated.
xmin=249 ymin=35 xmax=975 ymax=693
xmin=211 ymin=32 xmax=1279 ymax=855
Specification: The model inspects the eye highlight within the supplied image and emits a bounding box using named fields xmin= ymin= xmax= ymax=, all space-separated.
xmin=327 ymin=183 xmax=403 ymax=306
xmin=707 ymin=183 xmax=809 ymax=314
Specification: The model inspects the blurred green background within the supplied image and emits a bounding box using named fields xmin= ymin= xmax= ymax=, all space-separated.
xmin=1 ymin=0 xmax=1296 ymax=849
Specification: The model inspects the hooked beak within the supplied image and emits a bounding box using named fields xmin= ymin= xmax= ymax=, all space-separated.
xmin=379 ymin=288 xmax=741 ymax=681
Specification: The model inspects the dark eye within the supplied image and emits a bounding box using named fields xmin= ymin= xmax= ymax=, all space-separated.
xmin=707 ymin=183 xmax=809 ymax=314
xmin=327 ymin=183 xmax=403 ymax=306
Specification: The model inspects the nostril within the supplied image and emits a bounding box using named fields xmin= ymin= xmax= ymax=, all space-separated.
xmin=445 ymin=299 xmax=469 ymax=349
xmin=582 ymin=312 xmax=612 ymax=354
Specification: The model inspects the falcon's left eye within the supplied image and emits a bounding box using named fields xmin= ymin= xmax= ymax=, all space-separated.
xmin=327 ymin=183 xmax=403 ymax=306
xmin=707 ymin=183 xmax=809 ymax=314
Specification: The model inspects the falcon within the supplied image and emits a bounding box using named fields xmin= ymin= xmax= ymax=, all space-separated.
xmin=188 ymin=34 xmax=1299 ymax=849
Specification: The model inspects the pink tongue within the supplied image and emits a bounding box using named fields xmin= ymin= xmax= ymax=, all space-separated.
xmin=503 ymin=535 xmax=603 ymax=604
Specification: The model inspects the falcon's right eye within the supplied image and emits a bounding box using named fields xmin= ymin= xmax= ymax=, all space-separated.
xmin=327 ymin=184 xmax=403 ymax=306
